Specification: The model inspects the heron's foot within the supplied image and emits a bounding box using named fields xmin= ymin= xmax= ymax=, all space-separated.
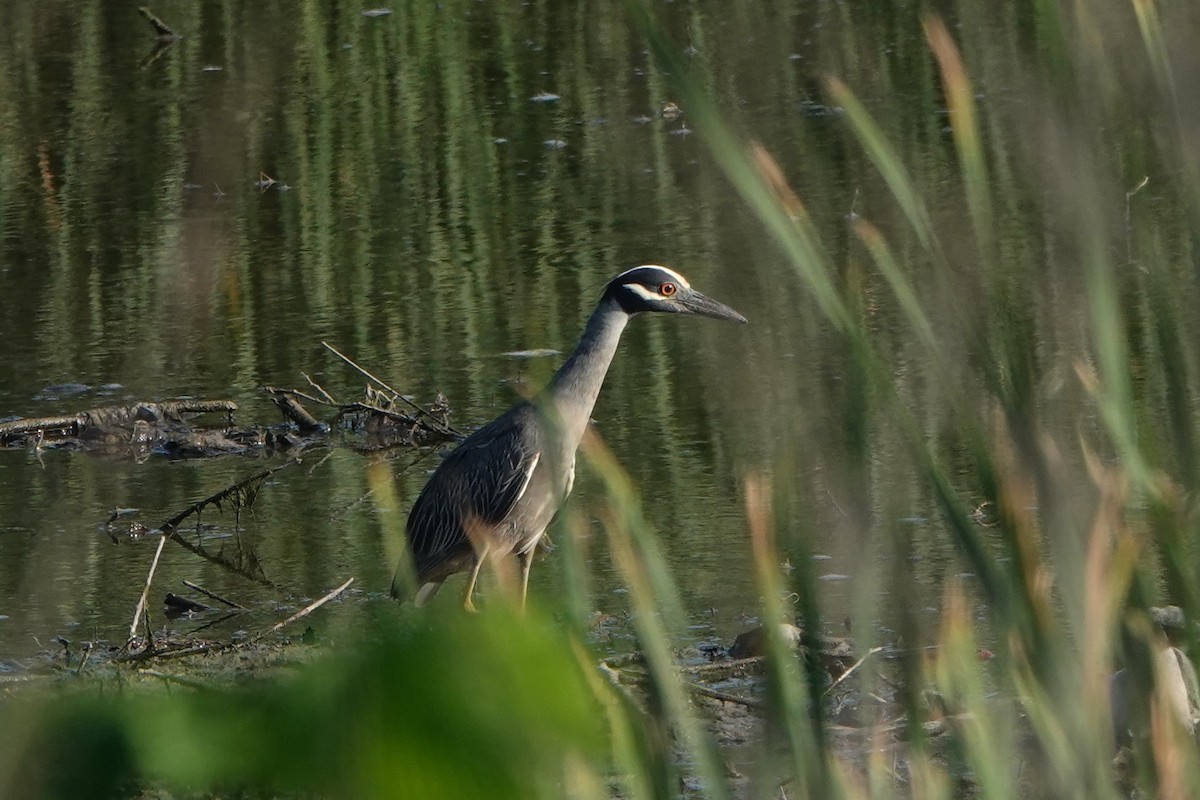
xmin=463 ymin=596 xmax=479 ymax=613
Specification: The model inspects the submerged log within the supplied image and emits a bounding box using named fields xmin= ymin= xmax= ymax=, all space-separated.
xmin=164 ymin=593 xmax=210 ymax=614
xmin=266 ymin=389 xmax=325 ymax=435
xmin=0 ymin=414 xmax=79 ymax=440
xmin=1 ymin=351 xmax=458 ymax=459
xmin=0 ymin=400 xmax=238 ymax=447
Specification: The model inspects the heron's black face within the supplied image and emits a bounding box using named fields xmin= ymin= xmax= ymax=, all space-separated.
xmin=604 ymin=265 xmax=748 ymax=324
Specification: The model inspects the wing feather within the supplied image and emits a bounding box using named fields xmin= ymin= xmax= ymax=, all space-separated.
xmin=405 ymin=403 xmax=543 ymax=577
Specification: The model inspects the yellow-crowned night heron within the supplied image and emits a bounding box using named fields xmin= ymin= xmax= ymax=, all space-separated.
xmin=391 ymin=265 xmax=747 ymax=609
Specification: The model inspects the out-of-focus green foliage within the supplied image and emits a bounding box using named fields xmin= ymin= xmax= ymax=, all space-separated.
xmin=2 ymin=609 xmax=606 ymax=800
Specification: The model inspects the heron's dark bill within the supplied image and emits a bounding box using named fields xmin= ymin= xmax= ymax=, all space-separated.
xmin=681 ymin=290 xmax=748 ymax=324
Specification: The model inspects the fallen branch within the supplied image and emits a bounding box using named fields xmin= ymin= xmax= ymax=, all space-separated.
xmin=687 ymin=681 xmax=766 ymax=710
xmin=154 ymin=463 xmax=297 ymax=588
xmin=183 ymin=579 xmax=248 ymax=610
xmin=160 ymin=460 xmax=295 ymax=534
xmin=252 ymin=577 xmax=354 ymax=643
xmin=338 ymin=401 xmax=421 ymax=427
xmin=131 ymin=580 xmax=349 ymax=662
xmin=0 ymin=414 xmax=78 ymax=441
xmin=264 ymin=387 xmax=325 ymax=434
xmin=0 ymin=400 xmax=237 ymax=446
xmin=76 ymin=642 xmax=94 ymax=675
xmin=146 ymin=642 xmax=217 ymax=661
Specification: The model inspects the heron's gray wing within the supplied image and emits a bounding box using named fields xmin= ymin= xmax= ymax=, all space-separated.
xmin=406 ymin=404 xmax=542 ymax=572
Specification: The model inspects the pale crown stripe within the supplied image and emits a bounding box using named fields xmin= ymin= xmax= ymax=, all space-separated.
xmin=612 ymin=264 xmax=691 ymax=289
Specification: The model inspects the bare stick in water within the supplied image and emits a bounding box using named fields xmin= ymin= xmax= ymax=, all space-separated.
xmin=182 ymin=579 xmax=248 ymax=610
xmin=321 ymin=341 xmax=461 ymax=437
xmin=138 ymin=7 xmax=180 ymax=39
xmin=128 ymin=534 xmax=168 ymax=644
xmin=253 ymin=578 xmax=355 ymax=642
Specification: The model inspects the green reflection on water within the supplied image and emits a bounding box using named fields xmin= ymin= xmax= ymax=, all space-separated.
xmin=0 ymin=0 xmax=1197 ymax=666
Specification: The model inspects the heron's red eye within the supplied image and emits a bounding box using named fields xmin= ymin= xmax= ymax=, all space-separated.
xmin=659 ymin=282 xmax=678 ymax=297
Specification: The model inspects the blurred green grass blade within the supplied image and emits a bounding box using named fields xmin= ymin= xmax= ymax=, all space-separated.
xmin=557 ymin=505 xmax=596 ymax=634
xmin=924 ymin=16 xmax=995 ymax=260
xmin=369 ymin=459 xmax=415 ymax=600
xmin=1147 ymin=253 xmax=1199 ymax=491
xmin=571 ymin=638 xmax=658 ymax=800
xmin=1082 ymin=236 xmax=1152 ymax=489
xmin=624 ymin=0 xmax=851 ymax=337
xmin=1012 ymin=657 xmax=1126 ymax=800
xmin=924 ymin=460 xmax=1008 ymax=622
xmin=852 ymin=218 xmax=942 ymax=358
xmin=934 ymin=588 xmax=1019 ymax=799
xmin=627 ymin=0 xmax=1057 ymax=677
xmin=745 ymin=474 xmax=835 ymax=799
xmin=825 ymin=77 xmax=944 ymax=260
xmin=584 ymin=433 xmax=731 ymax=800
xmin=1131 ymin=0 xmax=1179 ymax=109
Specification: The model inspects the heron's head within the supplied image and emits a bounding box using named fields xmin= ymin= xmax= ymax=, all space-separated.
xmin=604 ymin=265 xmax=748 ymax=324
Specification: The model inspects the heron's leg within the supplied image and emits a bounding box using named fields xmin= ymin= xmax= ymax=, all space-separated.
xmin=463 ymin=546 xmax=489 ymax=612
xmin=518 ymin=547 xmax=535 ymax=608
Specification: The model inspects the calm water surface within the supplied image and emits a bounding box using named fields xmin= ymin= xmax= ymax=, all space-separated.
xmin=1 ymin=1 xmax=1195 ymax=663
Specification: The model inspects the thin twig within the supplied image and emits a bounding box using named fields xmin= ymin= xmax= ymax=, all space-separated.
xmin=273 ymin=386 xmax=337 ymax=408
xmin=321 ymin=341 xmax=401 ymax=397
xmin=305 ymin=449 xmax=336 ymax=476
xmin=329 ymin=487 xmax=377 ymax=521
xmin=823 ymin=646 xmax=884 ymax=697
xmin=76 ymin=642 xmax=94 ymax=675
xmin=128 ymin=534 xmax=168 ymax=643
xmin=322 ymin=341 xmax=462 ymax=437
xmin=687 ymin=681 xmax=766 ymax=710
xmin=182 ymin=580 xmax=248 ymax=610
xmin=154 ymin=462 xmax=295 ymax=588
xmin=148 ymin=642 xmax=217 ymax=661
xmin=302 ymin=372 xmax=339 ymax=405
xmin=159 ymin=460 xmax=296 ymax=534
xmin=138 ymin=6 xmax=180 ymax=39
xmin=679 ymin=656 xmax=766 ymax=677
xmin=252 ymin=578 xmax=354 ymax=642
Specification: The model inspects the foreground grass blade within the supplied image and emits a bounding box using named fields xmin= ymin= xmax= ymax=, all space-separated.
xmin=584 ymin=431 xmax=731 ymax=800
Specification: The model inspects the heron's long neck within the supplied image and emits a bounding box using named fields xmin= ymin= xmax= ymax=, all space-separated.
xmin=544 ymin=297 xmax=630 ymax=450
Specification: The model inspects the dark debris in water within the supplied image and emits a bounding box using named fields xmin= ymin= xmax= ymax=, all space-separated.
xmin=1 ymin=364 xmax=460 ymax=460
xmin=0 ymin=400 xmax=261 ymax=458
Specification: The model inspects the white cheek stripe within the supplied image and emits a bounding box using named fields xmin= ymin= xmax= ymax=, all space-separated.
xmin=625 ymin=283 xmax=662 ymax=303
